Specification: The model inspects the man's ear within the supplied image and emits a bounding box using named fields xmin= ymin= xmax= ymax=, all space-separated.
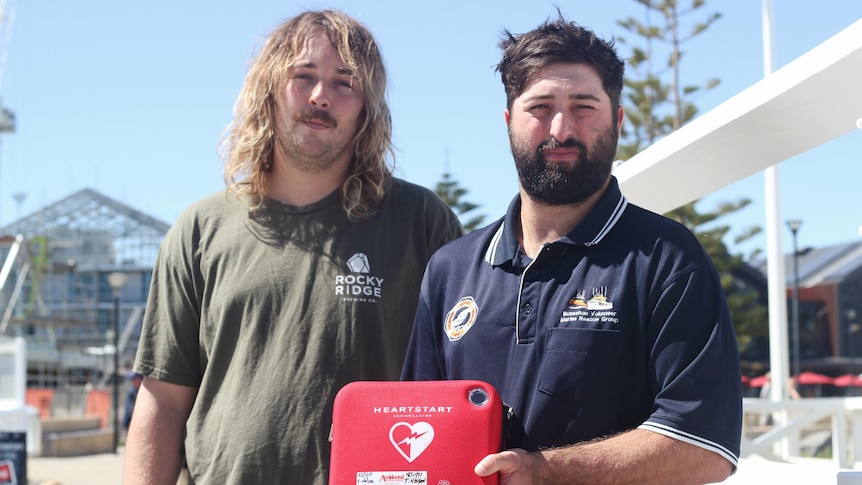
xmin=504 ymin=109 xmax=510 ymax=126
xmin=616 ymin=106 xmax=624 ymax=132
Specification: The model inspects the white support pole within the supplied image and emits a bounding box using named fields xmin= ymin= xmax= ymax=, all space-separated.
xmin=762 ymin=0 xmax=794 ymax=459
xmin=762 ymin=0 xmax=790 ymax=404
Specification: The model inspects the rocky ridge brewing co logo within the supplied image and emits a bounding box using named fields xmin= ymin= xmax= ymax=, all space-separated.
xmin=335 ymin=253 xmax=384 ymax=303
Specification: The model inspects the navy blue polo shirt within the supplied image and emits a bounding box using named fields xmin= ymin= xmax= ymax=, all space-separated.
xmin=401 ymin=176 xmax=742 ymax=467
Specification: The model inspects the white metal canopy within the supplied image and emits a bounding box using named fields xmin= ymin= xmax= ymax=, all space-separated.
xmin=613 ymin=18 xmax=862 ymax=214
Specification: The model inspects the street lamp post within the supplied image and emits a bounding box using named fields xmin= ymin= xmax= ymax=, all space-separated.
xmin=849 ymin=309 xmax=860 ymax=396
xmin=107 ymin=272 xmax=128 ymax=454
xmin=786 ymin=220 xmax=803 ymax=383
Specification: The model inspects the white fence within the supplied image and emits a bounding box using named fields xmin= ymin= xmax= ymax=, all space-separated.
xmin=742 ymin=397 xmax=862 ymax=469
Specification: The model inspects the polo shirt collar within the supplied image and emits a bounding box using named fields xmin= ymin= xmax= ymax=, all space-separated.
xmin=483 ymin=176 xmax=628 ymax=266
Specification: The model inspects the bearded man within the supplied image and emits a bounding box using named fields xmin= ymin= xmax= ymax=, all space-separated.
xmin=401 ymin=13 xmax=742 ymax=485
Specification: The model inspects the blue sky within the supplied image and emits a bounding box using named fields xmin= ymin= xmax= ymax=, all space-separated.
xmin=1 ymin=1 xmax=860 ymax=258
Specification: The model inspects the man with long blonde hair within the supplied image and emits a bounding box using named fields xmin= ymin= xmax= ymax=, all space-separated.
xmin=124 ymin=10 xmax=462 ymax=484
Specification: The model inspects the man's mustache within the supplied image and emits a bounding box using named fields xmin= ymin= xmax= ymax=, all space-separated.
xmin=294 ymin=108 xmax=338 ymax=128
xmin=539 ymin=137 xmax=584 ymax=152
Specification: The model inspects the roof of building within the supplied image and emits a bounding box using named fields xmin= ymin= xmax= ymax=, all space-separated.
xmin=752 ymin=239 xmax=862 ymax=288
xmin=0 ymin=187 xmax=170 ymax=269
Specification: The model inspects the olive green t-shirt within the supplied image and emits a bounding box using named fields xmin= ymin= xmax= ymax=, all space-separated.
xmin=134 ymin=180 xmax=463 ymax=484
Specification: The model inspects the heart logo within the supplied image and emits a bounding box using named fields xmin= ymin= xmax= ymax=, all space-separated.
xmin=389 ymin=421 xmax=435 ymax=463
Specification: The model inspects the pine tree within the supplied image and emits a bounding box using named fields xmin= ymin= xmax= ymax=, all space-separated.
xmin=615 ymin=0 xmax=766 ymax=356
xmin=434 ymin=153 xmax=486 ymax=233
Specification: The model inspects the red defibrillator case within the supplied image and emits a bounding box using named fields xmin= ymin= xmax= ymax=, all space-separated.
xmin=329 ymin=380 xmax=503 ymax=485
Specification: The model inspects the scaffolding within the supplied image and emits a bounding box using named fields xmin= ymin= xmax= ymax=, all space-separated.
xmin=0 ymin=188 xmax=169 ymax=388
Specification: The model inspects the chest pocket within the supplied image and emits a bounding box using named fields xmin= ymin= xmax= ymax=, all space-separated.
xmin=537 ymin=327 xmax=623 ymax=402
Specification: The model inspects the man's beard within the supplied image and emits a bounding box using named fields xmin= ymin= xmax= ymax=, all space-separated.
xmin=510 ymin=124 xmax=618 ymax=206
xmin=275 ymin=108 xmax=353 ymax=173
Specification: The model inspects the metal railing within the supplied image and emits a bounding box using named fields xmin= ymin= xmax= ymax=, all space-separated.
xmin=742 ymin=396 xmax=862 ymax=469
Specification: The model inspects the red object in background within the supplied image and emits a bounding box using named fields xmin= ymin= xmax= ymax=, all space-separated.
xmin=749 ymin=374 xmax=770 ymax=388
xmin=833 ymin=373 xmax=862 ymax=387
xmin=27 ymin=388 xmax=112 ymax=429
xmin=0 ymin=460 xmax=14 ymax=484
xmin=795 ymin=371 xmax=834 ymax=386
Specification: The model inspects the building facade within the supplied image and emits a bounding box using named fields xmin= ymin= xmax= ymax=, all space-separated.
xmin=0 ymin=189 xmax=169 ymax=388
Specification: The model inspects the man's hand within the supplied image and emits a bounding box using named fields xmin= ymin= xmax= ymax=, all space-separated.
xmin=473 ymin=429 xmax=734 ymax=485
xmin=475 ymin=448 xmax=547 ymax=485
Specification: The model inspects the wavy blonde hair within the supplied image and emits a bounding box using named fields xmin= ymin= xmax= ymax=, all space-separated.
xmin=220 ymin=10 xmax=393 ymax=219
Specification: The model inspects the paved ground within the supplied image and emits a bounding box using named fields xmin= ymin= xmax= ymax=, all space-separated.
xmin=21 ymin=451 xmax=862 ymax=484
xmin=26 ymin=448 xmax=124 ymax=485
xmin=25 ymin=448 xmax=190 ymax=485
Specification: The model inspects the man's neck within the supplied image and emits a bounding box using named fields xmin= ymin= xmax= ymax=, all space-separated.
xmin=267 ymin=157 xmax=350 ymax=207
